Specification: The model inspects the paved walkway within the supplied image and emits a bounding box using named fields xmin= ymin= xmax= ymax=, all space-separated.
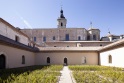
xmin=58 ymin=66 xmax=76 ymax=83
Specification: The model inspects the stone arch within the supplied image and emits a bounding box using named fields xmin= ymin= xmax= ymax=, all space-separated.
xmin=64 ymin=57 xmax=68 ymax=66
xmin=0 ymin=54 xmax=6 ymax=69
xmin=108 ymin=55 xmax=112 ymax=63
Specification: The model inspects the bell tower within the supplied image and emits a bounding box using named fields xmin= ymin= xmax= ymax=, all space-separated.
xmin=57 ymin=8 xmax=67 ymax=28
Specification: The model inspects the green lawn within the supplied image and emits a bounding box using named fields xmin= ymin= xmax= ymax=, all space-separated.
xmin=69 ymin=65 xmax=124 ymax=83
xmin=0 ymin=65 xmax=63 ymax=83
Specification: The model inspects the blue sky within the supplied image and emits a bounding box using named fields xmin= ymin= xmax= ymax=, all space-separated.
xmin=0 ymin=0 xmax=124 ymax=37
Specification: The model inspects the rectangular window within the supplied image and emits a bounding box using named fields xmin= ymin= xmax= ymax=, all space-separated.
xmin=53 ymin=36 xmax=55 ymax=40
xmin=34 ymin=37 xmax=36 ymax=42
xmin=93 ymin=35 xmax=96 ymax=40
xmin=43 ymin=36 xmax=46 ymax=42
xmin=65 ymin=34 xmax=69 ymax=41
xmin=15 ymin=35 xmax=19 ymax=42
xmin=87 ymin=35 xmax=90 ymax=40
xmin=78 ymin=36 xmax=81 ymax=40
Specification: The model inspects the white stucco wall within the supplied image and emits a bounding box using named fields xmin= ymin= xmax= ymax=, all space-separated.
xmin=100 ymin=46 xmax=124 ymax=68
xmin=0 ymin=44 xmax=35 ymax=68
xmin=36 ymin=51 xmax=98 ymax=65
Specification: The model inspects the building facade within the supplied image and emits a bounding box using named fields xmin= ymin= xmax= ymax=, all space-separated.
xmin=21 ymin=9 xmax=100 ymax=45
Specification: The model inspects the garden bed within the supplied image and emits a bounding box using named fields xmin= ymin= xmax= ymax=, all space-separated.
xmin=0 ymin=65 xmax=63 ymax=83
xmin=69 ymin=65 xmax=124 ymax=83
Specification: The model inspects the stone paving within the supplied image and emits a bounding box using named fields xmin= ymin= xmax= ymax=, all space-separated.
xmin=58 ymin=66 xmax=76 ymax=83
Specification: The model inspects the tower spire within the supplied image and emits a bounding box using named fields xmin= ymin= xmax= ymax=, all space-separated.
xmin=57 ymin=3 xmax=67 ymax=28
xmin=60 ymin=0 xmax=65 ymax=18
xmin=60 ymin=7 xmax=65 ymax=18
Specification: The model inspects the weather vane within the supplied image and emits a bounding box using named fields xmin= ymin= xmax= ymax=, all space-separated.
xmin=90 ymin=21 xmax=92 ymax=28
xmin=60 ymin=0 xmax=63 ymax=9
xmin=108 ymin=28 xmax=111 ymax=34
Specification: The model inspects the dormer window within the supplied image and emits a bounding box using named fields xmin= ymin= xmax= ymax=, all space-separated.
xmin=15 ymin=35 xmax=19 ymax=42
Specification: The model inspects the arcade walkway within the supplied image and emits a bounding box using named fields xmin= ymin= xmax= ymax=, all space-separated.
xmin=58 ymin=66 xmax=76 ymax=83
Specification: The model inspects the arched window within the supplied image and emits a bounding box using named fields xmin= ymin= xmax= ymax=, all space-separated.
xmin=22 ymin=55 xmax=25 ymax=64
xmin=64 ymin=58 xmax=68 ymax=66
xmin=108 ymin=55 xmax=112 ymax=63
xmin=82 ymin=57 xmax=86 ymax=64
xmin=93 ymin=35 xmax=96 ymax=40
xmin=78 ymin=36 xmax=81 ymax=40
xmin=0 ymin=54 xmax=6 ymax=69
xmin=61 ymin=23 xmax=63 ymax=26
xmin=47 ymin=57 xmax=50 ymax=64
